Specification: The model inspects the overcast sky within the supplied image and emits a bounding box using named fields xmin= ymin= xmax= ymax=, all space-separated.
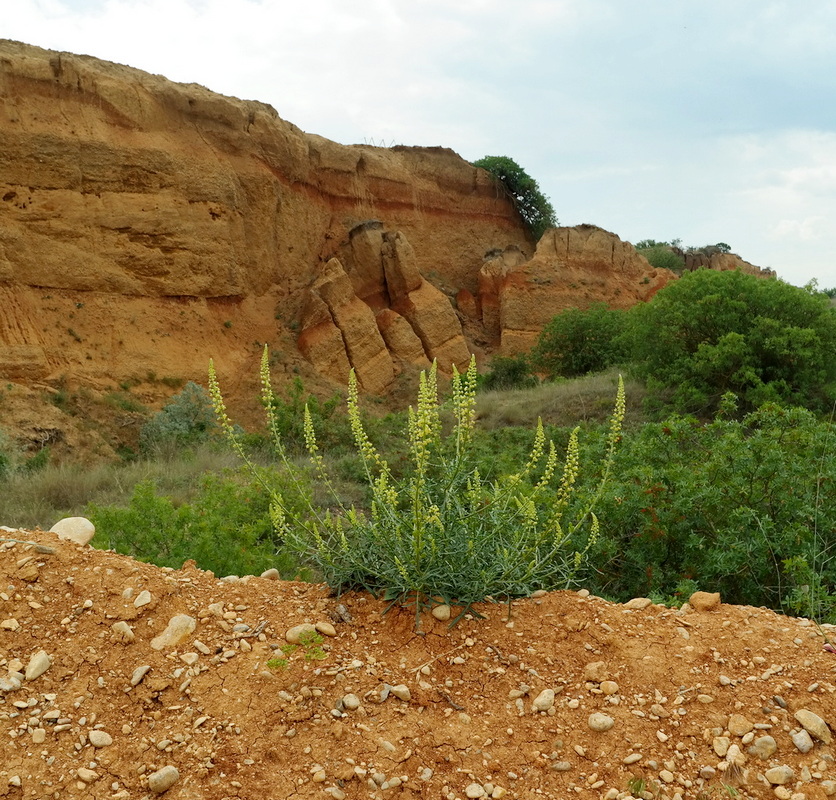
xmin=6 ymin=0 xmax=836 ymax=288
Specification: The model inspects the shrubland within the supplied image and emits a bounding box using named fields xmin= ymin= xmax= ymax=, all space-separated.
xmin=1 ymin=268 xmax=834 ymax=623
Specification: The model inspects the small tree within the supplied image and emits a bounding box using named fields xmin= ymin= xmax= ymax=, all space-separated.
xmin=532 ymin=304 xmax=630 ymax=379
xmin=139 ymin=382 xmax=218 ymax=454
xmin=473 ymin=155 xmax=557 ymax=240
xmin=626 ymin=269 xmax=836 ymax=414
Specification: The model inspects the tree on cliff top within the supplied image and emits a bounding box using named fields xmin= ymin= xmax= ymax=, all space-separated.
xmin=473 ymin=155 xmax=557 ymax=240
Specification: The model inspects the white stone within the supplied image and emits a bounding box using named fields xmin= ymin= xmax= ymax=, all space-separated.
xmin=794 ymin=709 xmax=832 ymax=744
xmin=50 ymin=516 xmax=95 ymax=546
xmin=765 ymin=765 xmax=794 ymax=785
xmin=532 ymin=688 xmax=555 ymax=712
xmin=88 ymin=730 xmax=113 ymax=748
xmin=24 ymin=650 xmax=51 ymax=681
xmin=111 ymin=621 xmax=135 ymax=642
xmin=150 ymin=615 xmax=196 ymax=651
xmin=259 ymin=568 xmax=280 ymax=579
xmin=134 ymin=590 xmax=152 ymax=608
xmin=390 ymin=684 xmax=411 ymax=702
xmin=285 ymin=623 xmax=317 ymax=644
xmin=431 ymin=604 xmax=452 ymax=621
xmin=588 ymin=712 xmax=615 ymax=732
xmin=465 ymin=783 xmax=486 ymax=798
xmin=147 ymin=765 xmax=179 ymax=794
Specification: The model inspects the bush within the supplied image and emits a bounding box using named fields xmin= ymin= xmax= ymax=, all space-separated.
xmin=531 ymin=303 xmax=630 ymax=379
xmin=626 ymin=269 xmax=836 ymax=415
xmin=637 ymin=245 xmax=685 ymax=274
xmin=472 ymin=155 xmax=557 ymax=240
xmin=209 ymin=348 xmax=625 ymax=622
xmin=87 ymin=469 xmax=309 ymax=578
xmin=479 ymin=355 xmax=538 ymax=392
xmin=583 ymin=404 xmax=836 ymax=620
xmin=139 ymin=382 xmax=219 ymax=454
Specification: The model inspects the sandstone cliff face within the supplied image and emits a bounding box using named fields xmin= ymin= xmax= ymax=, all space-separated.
xmin=484 ymin=225 xmax=674 ymax=354
xmin=0 ymin=39 xmax=527 ymax=405
xmin=683 ymin=251 xmax=776 ymax=277
xmin=0 ymin=41 xmax=768 ymax=460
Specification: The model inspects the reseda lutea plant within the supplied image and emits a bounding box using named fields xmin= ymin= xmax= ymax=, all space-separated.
xmin=209 ymin=349 xmax=625 ymax=622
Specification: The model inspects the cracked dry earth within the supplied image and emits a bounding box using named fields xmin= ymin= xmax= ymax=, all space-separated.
xmin=1 ymin=530 xmax=835 ymax=800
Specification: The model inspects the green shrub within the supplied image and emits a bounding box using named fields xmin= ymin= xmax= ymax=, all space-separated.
xmin=626 ymin=269 xmax=836 ymax=415
xmin=583 ymin=403 xmax=836 ymax=620
xmin=87 ymin=469 xmax=309 ymax=578
xmin=139 ymin=381 xmax=219 ymax=454
xmin=209 ymin=349 xmax=625 ymax=622
xmin=531 ymin=303 xmax=630 ymax=379
xmin=472 ymin=155 xmax=557 ymax=240
xmin=479 ymin=355 xmax=538 ymax=392
xmin=637 ymin=245 xmax=685 ymax=274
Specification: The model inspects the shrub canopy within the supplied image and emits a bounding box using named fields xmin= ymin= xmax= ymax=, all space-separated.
xmin=626 ymin=269 xmax=836 ymax=414
xmin=473 ymin=155 xmax=557 ymax=240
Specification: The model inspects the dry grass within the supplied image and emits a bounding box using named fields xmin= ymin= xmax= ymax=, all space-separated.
xmin=0 ymin=446 xmax=245 ymax=531
xmin=475 ymin=369 xmax=648 ymax=430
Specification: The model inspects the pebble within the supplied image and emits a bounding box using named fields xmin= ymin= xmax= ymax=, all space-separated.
xmin=390 ymin=684 xmax=411 ymax=702
xmin=147 ymin=765 xmax=180 ymax=794
xmin=50 ymin=516 xmax=96 ymax=546
xmin=624 ymin=597 xmax=653 ymax=609
xmin=24 ymin=650 xmax=51 ymax=681
xmin=465 ymin=783 xmax=486 ymax=798
xmin=794 ymin=709 xmax=832 ymax=744
xmin=748 ymin=735 xmax=777 ymax=759
xmin=88 ymin=730 xmax=113 ymax=748
xmin=342 ymin=694 xmax=361 ymax=711
xmin=32 ymin=728 xmax=46 ymax=744
xmin=0 ymin=675 xmax=22 ymax=692
xmin=791 ymin=729 xmax=814 ymax=753
xmin=532 ymin=689 xmax=555 ymax=712
xmin=134 ymin=590 xmax=152 ymax=608
xmin=285 ymin=623 xmax=317 ymax=644
xmin=111 ymin=621 xmax=135 ymax=642
xmin=130 ymin=665 xmax=152 ymax=686
xmin=727 ymin=713 xmax=754 ymax=736
xmin=151 ymin=615 xmax=196 ymax=650
xmin=77 ymin=768 xmax=98 ymax=783
xmin=588 ymin=712 xmax=615 ymax=732
xmin=431 ymin=604 xmax=452 ymax=621
xmin=600 ymin=681 xmax=619 ymax=696
xmin=0 ymin=618 xmax=20 ymax=631
xmin=689 ymin=590 xmax=721 ymax=611
xmin=315 ymin=621 xmax=337 ymax=637
xmin=765 ymin=765 xmax=794 ymax=785
xmin=260 ymin=568 xmax=280 ymax=579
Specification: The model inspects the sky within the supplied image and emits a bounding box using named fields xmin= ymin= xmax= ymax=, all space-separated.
xmin=5 ymin=0 xmax=836 ymax=289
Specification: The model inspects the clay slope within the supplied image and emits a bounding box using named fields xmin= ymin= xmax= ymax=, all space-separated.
xmin=1 ymin=530 xmax=835 ymax=800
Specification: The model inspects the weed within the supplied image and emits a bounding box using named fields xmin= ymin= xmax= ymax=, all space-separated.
xmin=209 ymin=348 xmax=624 ymax=625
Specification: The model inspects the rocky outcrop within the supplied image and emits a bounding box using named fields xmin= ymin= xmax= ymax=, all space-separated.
xmin=487 ymin=225 xmax=674 ymax=354
xmin=298 ymin=224 xmax=469 ymax=391
xmin=683 ymin=251 xmax=776 ymax=278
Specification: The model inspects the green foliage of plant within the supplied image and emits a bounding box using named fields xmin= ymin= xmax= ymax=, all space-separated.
xmin=531 ymin=304 xmax=630 ymax=379
xmin=209 ymin=348 xmax=624 ymax=622
xmin=584 ymin=403 xmax=836 ymax=620
xmin=139 ymin=381 xmax=219 ymax=454
xmin=478 ymin=355 xmax=538 ymax=392
xmin=266 ymin=631 xmax=327 ymax=671
xmin=626 ymin=269 xmax=836 ymax=415
xmin=472 ymin=155 xmax=558 ymax=240
xmin=87 ymin=469 xmax=309 ymax=578
xmin=637 ymin=244 xmax=685 ymax=274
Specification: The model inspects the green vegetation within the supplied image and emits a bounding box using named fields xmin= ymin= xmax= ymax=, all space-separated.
xmin=139 ymin=381 xmax=218 ymax=455
xmin=627 ymin=269 xmax=836 ymax=415
xmin=209 ymin=349 xmax=624 ymax=621
xmin=531 ymin=303 xmax=629 ymax=380
xmin=531 ymin=269 xmax=836 ymax=416
xmin=472 ymin=155 xmax=557 ymax=240
xmin=4 ymin=264 xmax=835 ymax=627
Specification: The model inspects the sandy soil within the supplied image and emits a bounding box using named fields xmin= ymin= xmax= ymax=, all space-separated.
xmin=1 ymin=529 xmax=835 ymax=800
